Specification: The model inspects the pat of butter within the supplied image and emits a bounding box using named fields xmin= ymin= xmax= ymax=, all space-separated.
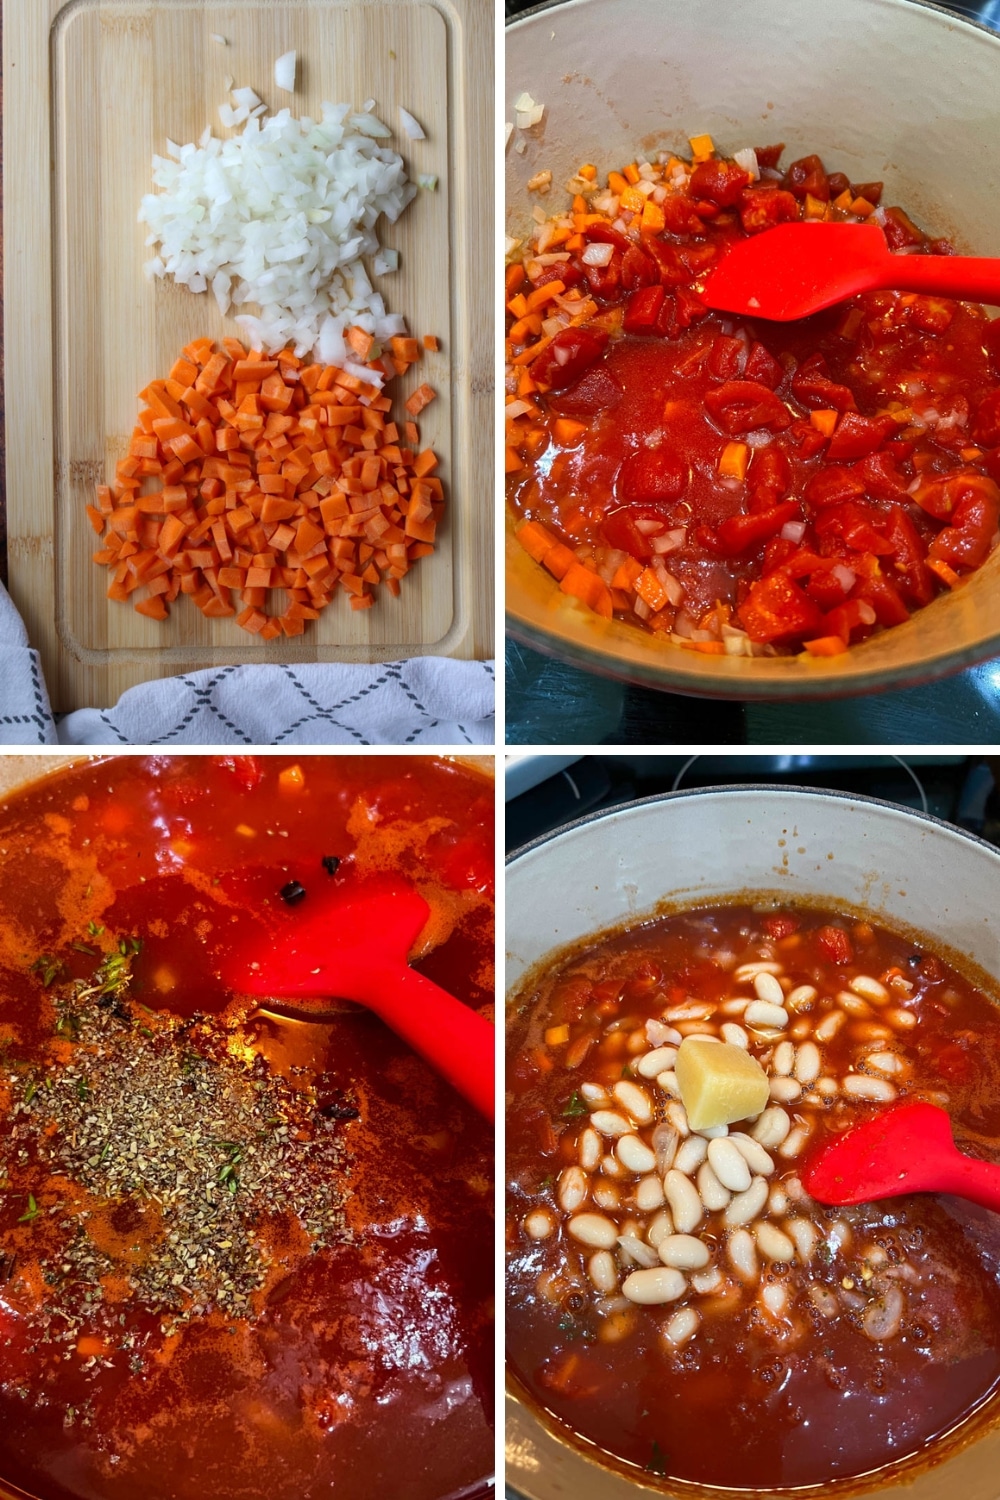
xmin=674 ymin=1037 xmax=769 ymax=1130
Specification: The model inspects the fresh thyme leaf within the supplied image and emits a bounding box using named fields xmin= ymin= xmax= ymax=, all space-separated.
xmin=31 ymin=955 xmax=63 ymax=988
xmin=539 ymin=1173 xmax=554 ymax=1191
xmin=71 ymin=942 xmax=97 ymax=957
xmin=17 ymin=1194 xmax=39 ymax=1224
xmin=23 ymin=1080 xmax=38 ymax=1106
xmin=76 ymin=1077 xmax=90 ymax=1099
xmin=98 ymin=1142 xmax=111 ymax=1164
xmin=646 ymin=1441 xmax=669 ymax=1477
xmin=560 ymin=1091 xmax=587 ymax=1118
xmin=86 ymin=921 xmax=104 ymax=938
xmin=55 ymin=1012 xmax=83 ymax=1042
xmin=138 ymin=1027 xmax=154 ymax=1039
xmin=621 ymin=1062 xmax=634 ymax=1079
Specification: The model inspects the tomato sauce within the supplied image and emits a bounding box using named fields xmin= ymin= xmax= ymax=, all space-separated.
xmin=506 ymin=904 xmax=1000 ymax=1490
xmin=506 ymin=142 xmax=1000 ymax=655
xmin=0 ymin=755 xmax=494 ymax=1500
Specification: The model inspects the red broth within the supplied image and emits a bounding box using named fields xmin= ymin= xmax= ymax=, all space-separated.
xmin=0 ymin=754 xmax=493 ymax=1500
xmin=506 ymin=904 xmax=1000 ymax=1490
xmin=506 ymin=142 xmax=1000 ymax=655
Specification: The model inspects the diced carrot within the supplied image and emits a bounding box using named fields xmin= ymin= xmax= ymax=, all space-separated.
xmin=718 ymin=441 xmax=749 ymax=481
xmin=810 ymin=410 xmax=839 ymax=438
xmin=93 ymin=337 xmax=442 ymax=635
xmin=802 ymin=635 xmax=848 ymax=657
xmin=559 ymin=562 xmax=613 ymax=619
xmin=404 ymin=384 xmax=436 ymax=417
xmin=928 ymin=557 xmax=963 ymax=589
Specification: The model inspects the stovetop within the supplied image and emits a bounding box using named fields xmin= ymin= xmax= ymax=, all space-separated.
xmin=504 ymin=0 xmax=1000 ymax=747
xmin=504 ymin=753 xmax=1000 ymax=853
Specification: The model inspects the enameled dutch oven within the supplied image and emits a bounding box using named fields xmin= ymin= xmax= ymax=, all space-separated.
xmin=506 ymin=784 xmax=1000 ymax=1498
xmin=0 ymin=753 xmax=494 ymax=1500
xmin=505 ymin=0 xmax=1000 ymax=699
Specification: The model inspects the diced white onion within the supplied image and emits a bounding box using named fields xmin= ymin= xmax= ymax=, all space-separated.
xmin=274 ymin=51 xmax=296 ymax=94
xmin=831 ymin=564 xmax=856 ymax=593
xmin=399 ymin=106 xmax=426 ymax=140
xmin=210 ymin=33 xmax=227 ymax=45
xmin=651 ymin=527 xmax=687 ymax=555
xmin=139 ymin=96 xmax=418 ymax=363
xmin=780 ymin=521 xmax=806 ymax=543
xmin=634 ymin=518 xmax=664 ymax=535
xmin=733 ymin=147 xmax=760 ymax=181
xmin=581 ymin=243 xmax=614 ymax=267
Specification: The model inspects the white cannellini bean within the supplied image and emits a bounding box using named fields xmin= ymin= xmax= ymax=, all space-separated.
xmin=837 ymin=990 xmax=872 ymax=1017
xmin=636 ymin=1046 xmax=678 ymax=1078
xmin=579 ymin=1127 xmax=601 ymax=1171
xmin=815 ymin=1010 xmax=846 ymax=1042
xmin=865 ymin=1051 xmax=905 ymax=1077
xmin=636 ymin=1174 xmax=666 ymax=1211
xmin=723 ymin=1175 xmax=769 ymax=1227
xmin=768 ymin=1184 xmax=789 ymax=1216
xmin=656 ymin=1070 xmax=681 ymax=1097
xmin=601 ymin=1153 xmax=625 ymax=1179
xmin=755 ymin=1222 xmax=795 ymax=1261
xmin=735 ymin=961 xmax=783 ymax=980
xmin=646 ymin=1209 xmax=674 ymax=1247
xmin=696 ymin=1159 xmax=732 ymax=1211
xmin=647 ymin=1020 xmax=682 ymax=1047
xmin=746 ymin=1001 xmax=789 ymax=1031
xmin=721 ymin=1022 xmax=749 ymax=1048
xmin=727 ymin=1227 xmax=758 ymax=1279
xmin=778 ymin=1125 xmax=810 ymax=1159
xmin=663 ymin=1306 xmax=700 ymax=1346
xmin=581 ymin=1082 xmax=610 ymax=1105
xmin=751 ymin=1106 xmax=790 ymax=1149
xmin=761 ymin=1282 xmax=789 ymax=1316
xmin=666 ymin=1101 xmax=690 ymax=1137
xmin=850 ymin=974 xmax=889 ymax=1004
xmin=816 ymin=1077 xmax=838 ymax=1096
xmin=791 ymin=1020 xmax=812 ymax=1041
xmin=690 ymin=1266 xmax=723 ymax=1294
xmin=707 ymin=1137 xmax=752 ymax=1193
xmin=627 ymin=1029 xmax=648 ymax=1055
xmin=843 ymin=1075 xmax=897 ymax=1102
xmin=588 ymin=1250 xmax=618 ymax=1292
xmin=697 ymin=1123 xmax=730 ymax=1139
xmin=558 ymin=1166 xmax=589 ymax=1213
xmin=772 ymin=1041 xmax=795 ymax=1076
xmin=617 ymin=1233 xmax=659 ymax=1269
xmin=786 ymin=1218 xmax=819 ymax=1262
xmin=658 ymin=1233 xmax=711 ymax=1270
xmin=673 ymin=1135 xmax=709 ymax=1175
xmin=794 ymin=1041 xmax=821 ymax=1084
xmin=622 ymin=1266 xmax=686 ymax=1305
xmin=753 ymin=971 xmax=786 ymax=1005
xmin=665 ymin=1002 xmax=714 ymax=1022
xmin=568 ymin=1212 xmax=618 ymax=1249
xmin=862 ymin=1284 xmax=905 ymax=1340
xmin=809 ymin=1283 xmax=839 ymax=1318
xmin=721 ymin=997 xmax=750 ymax=1015
xmin=524 ymin=1210 xmax=555 ymax=1239
xmin=769 ymin=1077 xmax=802 ymax=1104
xmin=613 ymin=1081 xmax=654 ymax=1124
xmin=616 ymin=1134 xmax=657 ymax=1174
xmin=729 ymin=1133 xmax=775 ymax=1176
xmin=887 ymin=1007 xmax=917 ymax=1030
xmin=664 ymin=1168 xmax=704 ymax=1233
xmin=593 ymin=1181 xmax=621 ymax=1210
xmin=591 ymin=1110 xmax=632 ymax=1137
xmin=786 ymin=984 xmax=818 ymax=1010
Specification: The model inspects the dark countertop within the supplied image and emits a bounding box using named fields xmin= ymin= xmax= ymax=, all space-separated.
xmin=505 ymin=0 xmax=1000 ymax=747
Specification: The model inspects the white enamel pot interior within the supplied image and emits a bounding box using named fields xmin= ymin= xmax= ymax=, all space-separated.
xmin=505 ymin=785 xmax=1000 ymax=1499
xmin=506 ymin=0 xmax=1000 ymax=699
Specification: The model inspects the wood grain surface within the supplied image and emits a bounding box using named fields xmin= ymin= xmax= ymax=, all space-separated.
xmin=4 ymin=0 xmax=491 ymax=711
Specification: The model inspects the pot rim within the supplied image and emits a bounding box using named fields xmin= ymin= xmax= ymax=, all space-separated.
xmin=505 ymin=779 xmax=1000 ymax=870
xmin=504 ymin=0 xmax=1000 ymax=700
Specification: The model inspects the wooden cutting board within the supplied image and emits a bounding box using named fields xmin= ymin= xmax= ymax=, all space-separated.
xmin=4 ymin=0 xmax=491 ymax=711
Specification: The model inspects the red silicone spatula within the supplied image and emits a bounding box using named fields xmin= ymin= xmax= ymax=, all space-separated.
xmin=227 ymin=879 xmax=494 ymax=1120
xmin=802 ymin=1099 xmax=1000 ymax=1212
xmin=701 ymin=220 xmax=1000 ymax=322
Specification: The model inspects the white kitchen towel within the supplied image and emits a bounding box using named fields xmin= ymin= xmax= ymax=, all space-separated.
xmin=0 ymin=584 xmax=494 ymax=746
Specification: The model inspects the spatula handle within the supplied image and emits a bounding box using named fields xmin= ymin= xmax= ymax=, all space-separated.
xmin=369 ymin=965 xmax=495 ymax=1120
xmin=888 ymin=253 xmax=1000 ymax=307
